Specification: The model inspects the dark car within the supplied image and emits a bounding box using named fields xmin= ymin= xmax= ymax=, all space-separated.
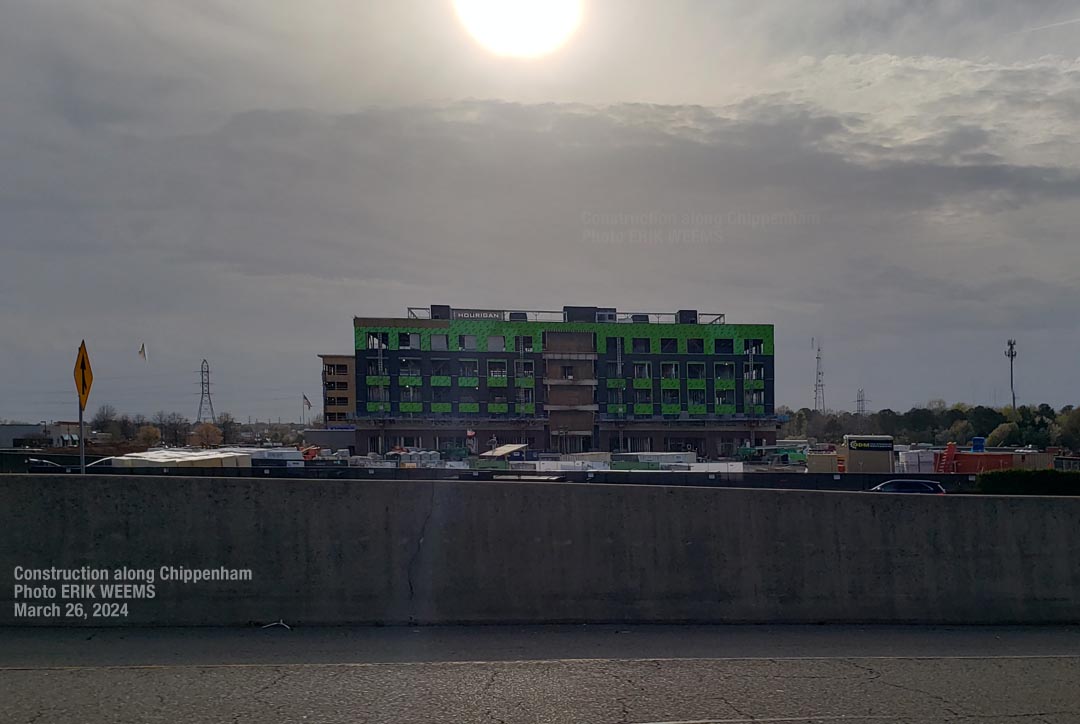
xmin=868 ymin=479 xmax=946 ymax=495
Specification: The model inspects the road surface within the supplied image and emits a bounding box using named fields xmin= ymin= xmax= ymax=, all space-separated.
xmin=3 ymin=625 xmax=1079 ymax=723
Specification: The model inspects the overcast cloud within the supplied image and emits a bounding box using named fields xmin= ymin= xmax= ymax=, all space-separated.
xmin=2 ymin=0 xmax=1079 ymax=421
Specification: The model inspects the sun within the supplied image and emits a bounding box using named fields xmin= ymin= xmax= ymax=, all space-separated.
xmin=453 ymin=0 xmax=583 ymax=59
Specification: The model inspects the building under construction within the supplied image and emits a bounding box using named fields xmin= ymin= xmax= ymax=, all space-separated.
xmin=323 ymin=304 xmax=777 ymax=457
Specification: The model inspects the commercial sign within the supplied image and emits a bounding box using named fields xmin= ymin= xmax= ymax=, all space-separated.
xmin=847 ymin=438 xmax=894 ymax=452
xmin=452 ymin=308 xmax=504 ymax=321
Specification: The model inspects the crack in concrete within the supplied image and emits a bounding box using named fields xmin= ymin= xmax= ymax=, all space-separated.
xmin=847 ymin=660 xmax=965 ymax=717
xmin=406 ymin=482 xmax=436 ymax=605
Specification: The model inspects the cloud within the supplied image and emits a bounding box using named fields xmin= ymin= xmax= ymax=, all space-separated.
xmin=4 ymin=1 xmax=1080 ymax=417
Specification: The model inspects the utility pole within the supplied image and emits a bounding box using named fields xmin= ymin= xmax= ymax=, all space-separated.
xmin=1005 ymin=339 xmax=1017 ymax=410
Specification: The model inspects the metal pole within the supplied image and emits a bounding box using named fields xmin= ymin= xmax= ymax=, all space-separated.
xmin=79 ymin=403 xmax=85 ymax=474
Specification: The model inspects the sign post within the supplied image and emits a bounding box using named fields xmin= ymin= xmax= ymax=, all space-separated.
xmin=74 ymin=340 xmax=94 ymax=474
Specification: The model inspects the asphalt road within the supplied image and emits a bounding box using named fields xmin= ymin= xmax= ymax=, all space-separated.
xmin=3 ymin=625 xmax=1080 ymax=723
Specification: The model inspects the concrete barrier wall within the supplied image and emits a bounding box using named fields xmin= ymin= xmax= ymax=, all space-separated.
xmin=2 ymin=475 xmax=1079 ymax=626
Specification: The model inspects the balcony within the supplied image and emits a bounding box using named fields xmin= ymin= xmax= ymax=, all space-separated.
xmin=543 ymin=377 xmax=597 ymax=386
xmin=544 ymin=404 xmax=599 ymax=412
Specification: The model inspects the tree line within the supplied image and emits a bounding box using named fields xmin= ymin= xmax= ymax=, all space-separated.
xmin=86 ymin=404 xmax=298 ymax=448
xmin=778 ymin=401 xmax=1080 ymax=452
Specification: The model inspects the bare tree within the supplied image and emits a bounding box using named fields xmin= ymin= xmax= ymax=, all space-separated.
xmin=191 ymin=422 xmax=223 ymax=448
xmin=91 ymin=404 xmax=118 ymax=431
xmin=135 ymin=425 xmax=161 ymax=448
xmin=217 ymin=412 xmax=240 ymax=445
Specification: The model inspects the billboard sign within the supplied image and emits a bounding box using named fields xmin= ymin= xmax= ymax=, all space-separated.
xmin=848 ymin=438 xmax=894 ymax=452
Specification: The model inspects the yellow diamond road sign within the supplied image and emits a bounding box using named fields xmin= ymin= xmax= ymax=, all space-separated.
xmin=74 ymin=340 xmax=93 ymax=411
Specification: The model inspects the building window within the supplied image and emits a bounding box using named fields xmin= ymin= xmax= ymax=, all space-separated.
xmin=335 ymin=365 xmax=348 ymax=375
xmin=367 ymin=332 xmax=389 ymax=350
xmin=687 ymin=362 xmax=705 ymax=379
xmin=688 ymin=389 xmax=706 ymax=406
xmin=514 ymin=335 xmax=534 ymax=352
xmin=715 ymin=362 xmax=736 ymax=380
xmin=744 ymin=362 xmax=765 ymax=380
xmin=399 ymin=332 xmax=420 ymax=349
xmin=744 ymin=338 xmax=764 ymax=355
xmin=561 ymin=365 xmax=574 ymax=379
xmin=488 ymin=360 xmax=507 ymax=377
xmin=324 ymin=364 xmax=336 ymax=376
xmin=609 ymin=389 xmax=624 ymax=403
xmin=661 ymin=362 xmax=679 ymax=379
xmin=514 ymin=359 xmax=534 ymax=377
xmin=516 ymin=388 xmax=535 ymax=403
xmin=433 ymin=387 xmax=451 ymax=403
xmin=635 ymin=388 xmax=653 ymax=403
xmin=716 ymin=389 xmax=735 ymax=406
xmin=631 ymin=338 xmax=650 ymax=353
xmin=325 ymin=381 xmax=338 ymax=391
xmin=687 ymin=338 xmax=704 ymax=354
xmin=367 ymin=359 xmax=386 ymax=375
xmin=431 ymin=334 xmax=449 ymax=351
xmin=605 ymin=360 xmax=622 ymax=377
xmin=431 ymin=358 xmax=450 ymax=376
xmin=459 ymin=359 xmax=478 ymax=377
xmin=401 ymin=386 xmax=422 ymax=402
xmin=748 ymin=390 xmax=765 ymax=406
xmin=607 ymin=337 xmax=624 ymax=353
xmin=662 ymin=388 xmax=680 ymax=405
xmin=633 ymin=362 xmax=651 ymax=379
xmin=458 ymin=335 xmax=477 ymax=351
xmin=368 ymin=387 xmax=389 ymax=402
xmin=400 ymin=358 xmax=421 ymax=376
xmin=660 ymin=338 xmax=677 ymax=353
xmin=336 ymin=381 xmax=348 ymax=391
xmin=715 ymin=338 xmax=734 ymax=354
xmin=488 ymin=336 xmax=505 ymax=352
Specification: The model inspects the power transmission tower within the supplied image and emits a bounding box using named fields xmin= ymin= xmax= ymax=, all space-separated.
xmin=196 ymin=359 xmax=216 ymax=424
xmin=812 ymin=338 xmax=825 ymax=413
xmin=1004 ymin=339 xmax=1017 ymax=410
xmin=856 ymin=389 xmax=869 ymax=415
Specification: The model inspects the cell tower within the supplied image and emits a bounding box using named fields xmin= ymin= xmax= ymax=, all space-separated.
xmin=1005 ymin=339 xmax=1017 ymax=410
xmin=856 ymin=388 xmax=868 ymax=415
xmin=196 ymin=359 xmax=216 ymax=424
xmin=813 ymin=338 xmax=825 ymax=413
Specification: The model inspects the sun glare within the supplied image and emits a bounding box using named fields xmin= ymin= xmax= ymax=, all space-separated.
xmin=453 ymin=0 xmax=583 ymax=59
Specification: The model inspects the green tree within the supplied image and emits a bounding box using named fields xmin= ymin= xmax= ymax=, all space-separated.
xmin=937 ymin=419 xmax=975 ymax=446
xmin=986 ymin=422 xmax=1021 ymax=447
xmin=1055 ymin=409 xmax=1080 ymax=453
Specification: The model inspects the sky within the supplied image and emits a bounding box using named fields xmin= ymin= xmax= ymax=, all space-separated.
xmin=2 ymin=0 xmax=1080 ymax=422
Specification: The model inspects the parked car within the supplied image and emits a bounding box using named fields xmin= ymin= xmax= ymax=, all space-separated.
xmin=868 ymin=479 xmax=946 ymax=495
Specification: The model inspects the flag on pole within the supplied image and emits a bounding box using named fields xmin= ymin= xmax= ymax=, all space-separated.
xmin=303 ymin=394 xmax=312 ymax=410
xmin=138 ymin=343 xmax=147 ymax=361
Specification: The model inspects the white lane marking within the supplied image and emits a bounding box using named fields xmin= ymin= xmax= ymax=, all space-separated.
xmin=635 ymin=717 xmax=910 ymax=724
xmin=0 ymin=653 xmax=1078 ymax=672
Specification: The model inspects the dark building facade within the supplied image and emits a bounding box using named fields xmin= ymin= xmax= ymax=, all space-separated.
xmin=339 ymin=305 xmax=776 ymax=457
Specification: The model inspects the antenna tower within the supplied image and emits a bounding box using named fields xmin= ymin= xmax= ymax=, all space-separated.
xmin=1005 ymin=339 xmax=1017 ymax=410
xmin=813 ymin=339 xmax=825 ymax=413
xmin=856 ymin=388 xmax=868 ymax=415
